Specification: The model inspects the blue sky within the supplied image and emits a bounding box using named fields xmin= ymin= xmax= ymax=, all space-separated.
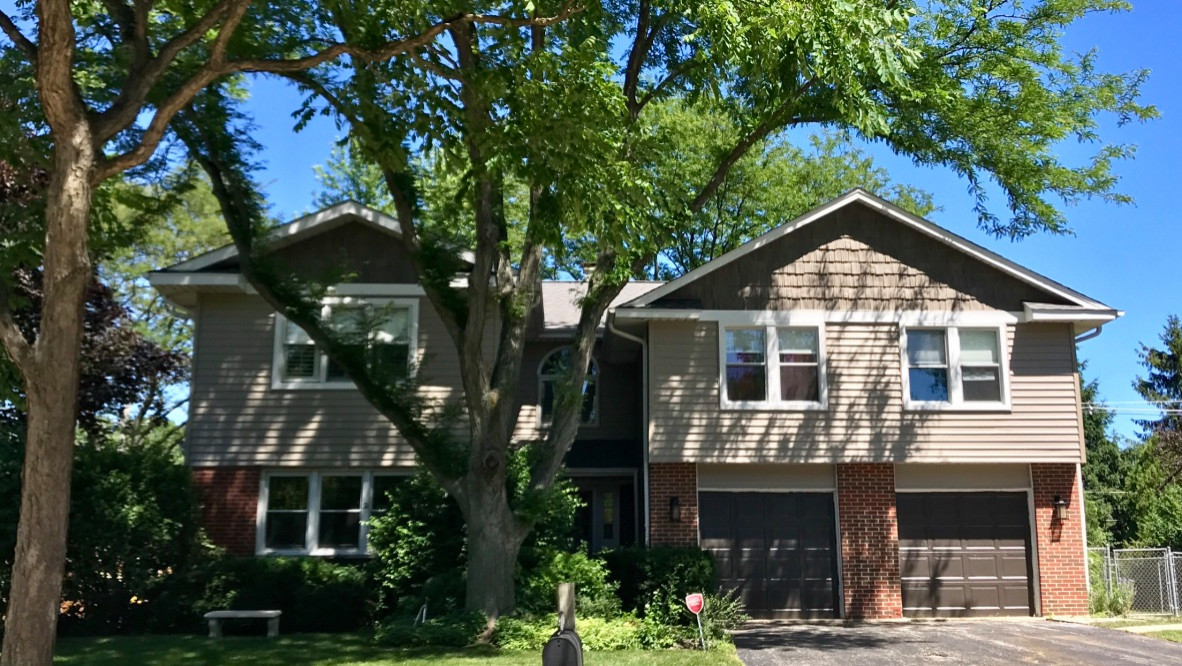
xmin=235 ymin=3 xmax=1179 ymax=441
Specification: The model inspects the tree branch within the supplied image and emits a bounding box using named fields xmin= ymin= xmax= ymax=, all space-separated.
xmin=0 ymin=10 xmax=36 ymax=61
xmin=0 ymin=280 xmax=33 ymax=372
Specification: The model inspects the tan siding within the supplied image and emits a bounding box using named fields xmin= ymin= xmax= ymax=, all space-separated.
xmin=186 ymin=292 xmax=460 ymax=467
xmin=658 ymin=203 xmax=1069 ymax=311
xmin=648 ymin=321 xmax=1083 ymax=464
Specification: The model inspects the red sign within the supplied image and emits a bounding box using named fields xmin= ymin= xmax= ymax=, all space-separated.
xmin=685 ymin=593 xmax=704 ymax=615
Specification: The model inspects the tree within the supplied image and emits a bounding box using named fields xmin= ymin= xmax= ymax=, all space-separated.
xmin=1078 ymin=362 xmax=1124 ymax=545
xmin=1133 ymin=315 xmax=1182 ymax=485
xmin=181 ymin=0 xmax=1154 ymax=621
xmin=0 ymin=3 xmax=568 ymax=662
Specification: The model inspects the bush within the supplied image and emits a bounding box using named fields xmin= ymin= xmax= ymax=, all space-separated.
xmin=0 ymin=435 xmax=210 ymax=635
xmin=495 ymin=615 xmax=644 ymax=650
xmin=517 ymin=550 xmax=621 ymax=617
xmin=190 ymin=557 xmax=373 ymax=633
xmin=642 ymin=587 xmax=748 ymax=648
xmin=601 ymin=546 xmax=716 ymax=615
xmin=374 ymin=611 xmax=486 ymax=648
xmin=1090 ymin=580 xmax=1135 ymax=616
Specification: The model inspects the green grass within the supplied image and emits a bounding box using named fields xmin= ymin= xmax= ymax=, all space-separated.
xmin=54 ymin=633 xmax=742 ymax=665
xmin=1087 ymin=616 xmax=1182 ymax=628
xmin=1146 ymin=630 xmax=1182 ymax=643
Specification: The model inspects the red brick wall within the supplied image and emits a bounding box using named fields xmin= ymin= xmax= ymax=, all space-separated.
xmin=836 ymin=463 xmax=902 ymax=619
xmin=649 ymin=463 xmax=698 ymax=546
xmin=191 ymin=466 xmax=260 ymax=555
xmin=1032 ymin=463 xmax=1088 ymax=616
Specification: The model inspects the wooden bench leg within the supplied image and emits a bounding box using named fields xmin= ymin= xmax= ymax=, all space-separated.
xmin=267 ymin=617 xmax=279 ymax=638
xmin=208 ymin=619 xmax=222 ymax=639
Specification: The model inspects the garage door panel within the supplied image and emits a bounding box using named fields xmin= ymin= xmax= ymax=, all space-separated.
xmin=897 ymin=492 xmax=1033 ymax=618
xmin=699 ymin=491 xmax=837 ymax=619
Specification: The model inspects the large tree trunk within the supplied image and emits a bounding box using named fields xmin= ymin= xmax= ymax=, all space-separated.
xmin=461 ymin=473 xmax=527 ymax=619
xmin=1 ymin=132 xmax=94 ymax=666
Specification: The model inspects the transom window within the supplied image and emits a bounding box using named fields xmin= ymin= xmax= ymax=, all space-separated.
xmin=538 ymin=347 xmax=599 ymax=427
xmin=259 ymin=471 xmax=409 ymax=555
xmin=274 ymin=297 xmax=417 ymax=389
xmin=902 ymin=326 xmax=1007 ymax=409
xmin=720 ymin=323 xmax=826 ymax=409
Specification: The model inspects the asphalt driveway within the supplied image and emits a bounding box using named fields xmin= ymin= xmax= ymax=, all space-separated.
xmin=734 ymin=620 xmax=1182 ymax=665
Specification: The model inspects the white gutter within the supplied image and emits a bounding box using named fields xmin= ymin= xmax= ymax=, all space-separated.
xmin=1074 ymin=325 xmax=1105 ymax=343
xmin=607 ymin=310 xmax=650 ymax=545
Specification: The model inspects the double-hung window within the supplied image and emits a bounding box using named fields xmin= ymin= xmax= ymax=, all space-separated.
xmin=538 ymin=347 xmax=599 ymax=427
xmin=273 ymin=297 xmax=418 ymax=389
xmin=720 ymin=321 xmax=826 ymax=409
xmin=258 ymin=471 xmax=409 ymax=555
xmin=902 ymin=325 xmax=1008 ymax=410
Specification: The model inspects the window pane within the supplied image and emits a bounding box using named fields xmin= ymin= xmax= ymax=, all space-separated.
xmin=962 ymin=366 xmax=1002 ymax=402
xmin=369 ymin=342 xmax=410 ymax=379
xmin=268 ymin=476 xmax=308 ymax=510
xmin=324 ymin=343 xmax=365 ymax=381
xmin=778 ymin=328 xmax=818 ymax=360
xmin=725 ymin=329 xmax=765 ymax=364
xmin=283 ymin=320 xmax=312 ymax=345
xmin=375 ymin=307 xmax=411 ymax=343
xmin=265 ymin=512 xmax=307 ymax=550
xmin=909 ymin=367 xmax=949 ymax=402
xmin=372 ymin=476 xmax=407 ymax=514
xmin=541 ymin=379 xmax=556 ymax=423
xmin=284 ymin=345 xmax=317 ymax=379
xmin=780 ymin=365 xmax=820 ymax=401
xmin=960 ymin=330 xmax=1000 ymax=365
xmin=317 ymin=512 xmax=361 ymax=549
xmin=907 ymin=330 xmax=947 ymax=365
xmin=581 ymin=380 xmax=597 ymax=424
xmin=320 ymin=476 xmax=363 ymax=511
xmin=541 ymin=348 xmax=573 ymax=375
xmin=726 ymin=365 xmax=766 ymax=401
xmin=602 ymin=491 xmax=614 ymax=541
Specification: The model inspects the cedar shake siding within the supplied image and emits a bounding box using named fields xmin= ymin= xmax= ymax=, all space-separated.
xmin=655 ymin=202 xmax=1071 ymax=312
xmin=187 ymin=293 xmax=640 ymax=468
xmin=648 ymin=321 xmax=1083 ymax=463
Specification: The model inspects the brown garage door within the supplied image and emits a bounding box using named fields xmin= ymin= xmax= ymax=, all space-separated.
xmin=699 ymin=492 xmax=838 ymax=619
xmin=897 ymin=492 xmax=1033 ymax=617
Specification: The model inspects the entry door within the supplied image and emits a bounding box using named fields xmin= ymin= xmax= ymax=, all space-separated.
xmin=699 ymin=492 xmax=839 ymax=619
xmin=897 ymin=492 xmax=1034 ymax=617
xmin=574 ymin=478 xmax=635 ymax=553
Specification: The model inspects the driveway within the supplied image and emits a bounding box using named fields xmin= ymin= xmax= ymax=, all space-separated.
xmin=734 ymin=620 xmax=1182 ymax=665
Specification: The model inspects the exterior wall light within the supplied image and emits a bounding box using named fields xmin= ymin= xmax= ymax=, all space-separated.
xmin=669 ymin=496 xmax=682 ymax=523
xmin=1052 ymin=495 xmax=1068 ymax=521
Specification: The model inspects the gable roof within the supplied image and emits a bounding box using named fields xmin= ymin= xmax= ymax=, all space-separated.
xmin=540 ymin=281 xmax=664 ymax=334
xmin=158 ymin=200 xmax=474 ymax=273
xmin=620 ymin=188 xmax=1116 ymax=317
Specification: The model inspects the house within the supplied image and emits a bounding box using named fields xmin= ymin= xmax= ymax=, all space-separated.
xmin=148 ymin=189 xmax=1114 ymax=620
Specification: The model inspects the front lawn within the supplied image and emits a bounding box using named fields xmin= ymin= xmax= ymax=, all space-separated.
xmin=1147 ymin=630 xmax=1182 ymax=643
xmin=1087 ymin=616 xmax=1181 ymax=629
xmin=55 ymin=633 xmax=741 ymax=665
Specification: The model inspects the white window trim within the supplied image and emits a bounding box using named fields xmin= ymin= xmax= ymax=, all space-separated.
xmin=271 ymin=296 xmax=419 ymax=390
xmin=717 ymin=313 xmax=828 ymax=411
xmin=256 ymin=470 xmax=413 ymax=556
xmin=536 ymin=347 xmax=601 ymax=429
xmin=899 ymin=323 xmax=1011 ymax=412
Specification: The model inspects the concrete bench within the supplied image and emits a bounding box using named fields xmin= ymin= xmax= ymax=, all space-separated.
xmin=204 ymin=610 xmax=281 ymax=638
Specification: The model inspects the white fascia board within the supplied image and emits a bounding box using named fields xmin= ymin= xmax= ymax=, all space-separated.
xmin=146 ymin=271 xmax=247 ymax=289
xmin=1022 ymin=302 xmax=1122 ymax=324
xmin=620 ymin=189 xmax=1113 ymax=312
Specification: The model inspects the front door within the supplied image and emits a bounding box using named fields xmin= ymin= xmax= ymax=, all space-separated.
xmin=573 ymin=477 xmax=636 ymax=553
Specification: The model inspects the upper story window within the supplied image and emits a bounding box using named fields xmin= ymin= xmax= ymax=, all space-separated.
xmin=259 ymin=471 xmax=408 ymax=556
xmin=273 ymin=297 xmax=418 ymax=389
xmin=902 ymin=325 xmax=1008 ymax=410
xmin=538 ymin=347 xmax=599 ymax=427
xmin=720 ymin=322 xmax=826 ymax=410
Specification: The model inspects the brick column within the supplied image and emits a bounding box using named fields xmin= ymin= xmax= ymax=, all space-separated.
xmin=648 ymin=463 xmax=698 ymax=546
xmin=191 ymin=466 xmax=260 ymax=555
xmin=836 ymin=463 xmax=902 ymax=619
xmin=1032 ymin=463 xmax=1088 ymax=616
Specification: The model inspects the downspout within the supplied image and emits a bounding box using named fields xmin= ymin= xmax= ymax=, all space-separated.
xmin=608 ymin=310 xmax=650 ymax=545
xmin=1074 ymin=325 xmax=1104 ymax=343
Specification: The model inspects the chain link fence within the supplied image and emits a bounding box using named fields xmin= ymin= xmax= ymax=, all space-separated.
xmin=1089 ymin=546 xmax=1182 ymax=614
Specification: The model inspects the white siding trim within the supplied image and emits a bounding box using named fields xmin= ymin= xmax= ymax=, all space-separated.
xmin=615 ymin=308 xmax=1020 ymax=325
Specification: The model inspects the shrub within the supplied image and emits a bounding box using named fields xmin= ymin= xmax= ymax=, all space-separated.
xmin=1090 ymin=580 xmax=1135 ymax=616
xmin=642 ymin=586 xmax=748 ymax=647
xmin=495 ymin=615 xmax=643 ymax=650
xmin=0 ymin=435 xmax=210 ymax=635
xmin=191 ymin=557 xmax=373 ymax=632
xmin=517 ymin=550 xmax=621 ymax=617
xmin=374 ymin=611 xmax=486 ymax=647
xmin=601 ymin=546 xmax=716 ymax=615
